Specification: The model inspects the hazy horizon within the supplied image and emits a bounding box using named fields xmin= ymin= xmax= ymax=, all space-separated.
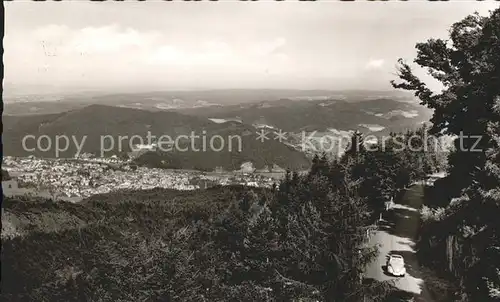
xmin=5 ymin=1 xmax=499 ymax=95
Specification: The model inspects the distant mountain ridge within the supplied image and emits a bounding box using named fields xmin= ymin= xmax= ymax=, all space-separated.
xmin=3 ymin=104 xmax=311 ymax=171
xmin=3 ymin=89 xmax=416 ymax=115
xmin=178 ymin=97 xmax=431 ymax=135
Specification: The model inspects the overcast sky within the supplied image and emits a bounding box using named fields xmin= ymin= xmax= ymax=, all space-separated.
xmin=4 ymin=1 xmax=499 ymax=94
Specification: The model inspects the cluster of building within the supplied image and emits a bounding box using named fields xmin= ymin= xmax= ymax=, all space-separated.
xmin=2 ymin=156 xmax=278 ymax=201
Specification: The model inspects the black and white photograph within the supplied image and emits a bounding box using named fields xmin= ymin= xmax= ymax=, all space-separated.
xmin=1 ymin=1 xmax=500 ymax=301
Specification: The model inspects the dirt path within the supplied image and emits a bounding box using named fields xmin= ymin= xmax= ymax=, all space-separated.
xmin=364 ymin=185 xmax=436 ymax=301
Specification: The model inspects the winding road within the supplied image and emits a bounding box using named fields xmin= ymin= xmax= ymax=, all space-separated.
xmin=364 ymin=184 xmax=436 ymax=301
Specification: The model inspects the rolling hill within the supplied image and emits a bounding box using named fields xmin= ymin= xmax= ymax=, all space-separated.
xmin=3 ymin=90 xmax=431 ymax=167
xmin=177 ymin=97 xmax=432 ymax=135
xmin=2 ymin=104 xmax=311 ymax=171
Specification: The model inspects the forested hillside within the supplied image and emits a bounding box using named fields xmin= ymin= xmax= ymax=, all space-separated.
xmin=1 ymin=124 xmax=442 ymax=301
xmin=2 ymin=104 xmax=311 ymax=171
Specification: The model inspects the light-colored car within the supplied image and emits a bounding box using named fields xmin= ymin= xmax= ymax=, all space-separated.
xmin=386 ymin=254 xmax=406 ymax=277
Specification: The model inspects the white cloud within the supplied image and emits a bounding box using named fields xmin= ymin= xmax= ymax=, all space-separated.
xmin=4 ymin=23 xmax=295 ymax=89
xmin=251 ymin=37 xmax=286 ymax=56
xmin=147 ymin=42 xmax=237 ymax=67
xmin=146 ymin=38 xmax=291 ymax=74
xmin=71 ymin=25 xmax=161 ymax=54
xmin=61 ymin=25 xmax=161 ymax=56
xmin=148 ymin=45 xmax=183 ymax=64
xmin=4 ymin=1 xmax=497 ymax=91
xmin=32 ymin=24 xmax=71 ymax=40
xmin=202 ymin=40 xmax=232 ymax=54
xmin=4 ymin=24 xmax=164 ymax=88
xmin=365 ymin=59 xmax=385 ymax=69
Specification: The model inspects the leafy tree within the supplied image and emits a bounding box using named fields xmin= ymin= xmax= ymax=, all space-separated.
xmin=391 ymin=9 xmax=500 ymax=198
xmin=337 ymin=129 xmax=438 ymax=215
xmin=392 ymin=7 xmax=500 ymax=300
